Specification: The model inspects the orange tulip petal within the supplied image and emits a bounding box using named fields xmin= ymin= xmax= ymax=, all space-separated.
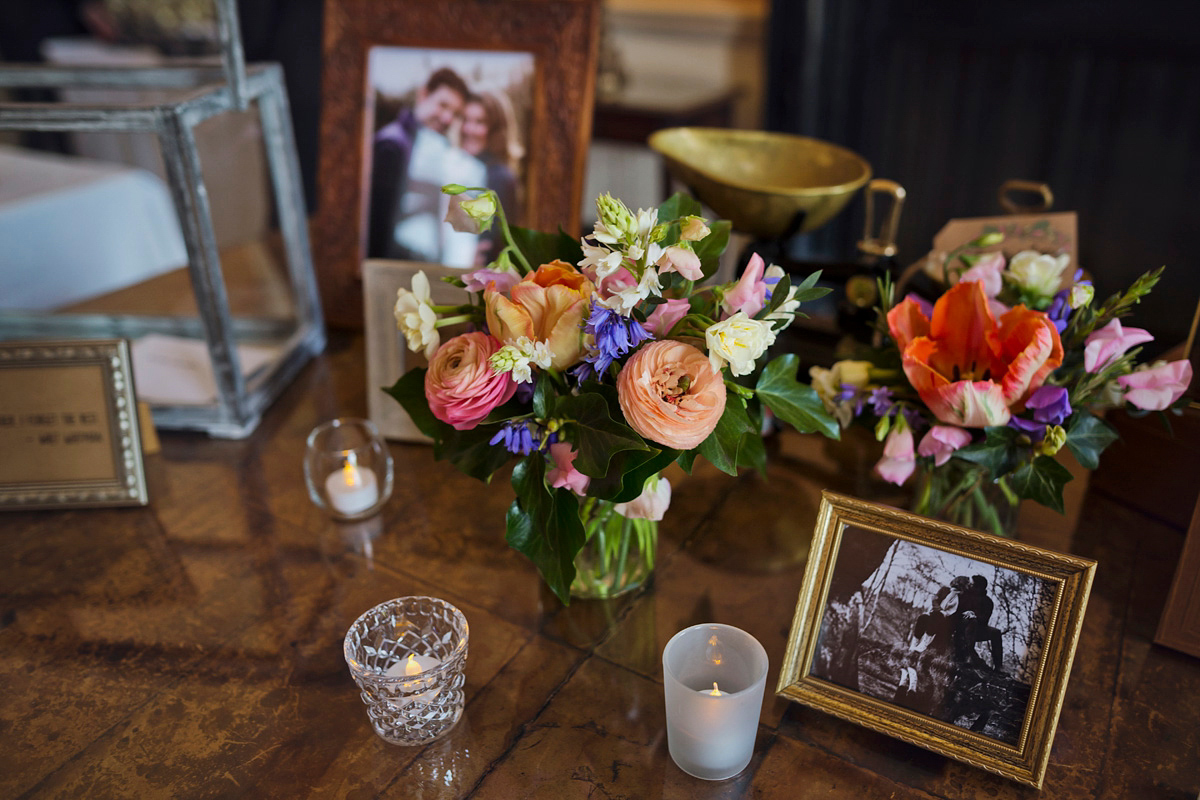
xmin=930 ymin=380 xmax=1011 ymax=427
xmin=887 ymin=297 xmax=931 ymax=353
xmin=930 ymin=282 xmax=996 ymax=374
xmin=989 ymin=307 xmax=1063 ymax=409
xmin=485 ymin=290 xmax=535 ymax=344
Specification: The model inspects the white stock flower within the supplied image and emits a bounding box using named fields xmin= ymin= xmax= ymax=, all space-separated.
xmin=705 ymin=312 xmax=776 ymax=377
xmin=1006 ymin=250 xmax=1071 ymax=299
xmin=763 ymin=264 xmax=801 ymax=325
xmin=490 ymin=336 xmax=552 ymax=384
xmin=580 ymin=239 xmax=624 ymax=281
xmin=394 ymin=271 xmax=440 ymax=359
xmin=600 ymin=266 xmax=662 ymax=315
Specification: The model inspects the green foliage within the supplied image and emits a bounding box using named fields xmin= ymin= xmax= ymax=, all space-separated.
xmin=1007 ymin=455 xmax=1074 ymax=514
xmin=554 ymin=393 xmax=648 ymax=478
xmin=954 ymin=426 xmax=1024 ymax=478
xmin=509 ymin=225 xmax=583 ymax=268
xmin=1064 ymin=414 xmax=1119 ymax=470
xmin=694 ymin=220 xmax=731 ymax=281
xmin=697 ymin=398 xmax=757 ymax=476
xmin=507 ymin=457 xmax=586 ymax=605
xmin=755 ymin=355 xmax=841 ymax=440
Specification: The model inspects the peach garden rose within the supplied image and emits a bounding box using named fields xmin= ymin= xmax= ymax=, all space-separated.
xmin=617 ymin=340 xmax=726 ymax=450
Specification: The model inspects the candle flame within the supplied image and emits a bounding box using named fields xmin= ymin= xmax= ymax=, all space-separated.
xmin=708 ymin=682 xmax=722 ymax=696
xmin=404 ymin=653 xmax=422 ymax=676
xmin=341 ymin=461 xmax=362 ymax=487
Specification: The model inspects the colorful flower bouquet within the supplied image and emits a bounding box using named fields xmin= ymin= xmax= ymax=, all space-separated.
xmin=387 ymin=187 xmax=839 ymax=603
xmin=812 ymin=236 xmax=1193 ymax=536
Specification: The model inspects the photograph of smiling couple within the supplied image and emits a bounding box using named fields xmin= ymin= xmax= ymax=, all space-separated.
xmin=365 ymin=47 xmax=533 ymax=268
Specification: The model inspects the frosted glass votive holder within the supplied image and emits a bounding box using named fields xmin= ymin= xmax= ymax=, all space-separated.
xmin=663 ymin=623 xmax=768 ymax=780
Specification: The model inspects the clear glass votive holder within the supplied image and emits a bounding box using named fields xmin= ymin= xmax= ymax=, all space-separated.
xmin=343 ymin=596 xmax=469 ymax=746
xmin=304 ymin=417 xmax=394 ymax=520
xmin=663 ymin=623 xmax=768 ymax=780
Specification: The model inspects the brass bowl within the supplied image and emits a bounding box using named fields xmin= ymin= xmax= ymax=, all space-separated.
xmin=648 ymin=127 xmax=872 ymax=240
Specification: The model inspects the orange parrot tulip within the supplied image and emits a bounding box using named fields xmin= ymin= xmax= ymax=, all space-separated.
xmin=887 ymin=281 xmax=1063 ymax=427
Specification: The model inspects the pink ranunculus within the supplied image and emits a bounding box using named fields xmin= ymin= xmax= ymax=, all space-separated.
xmin=617 ymin=340 xmax=726 ymax=450
xmin=1083 ymin=318 xmax=1154 ymax=373
xmin=645 ymin=297 xmax=691 ymax=337
xmin=956 ymin=250 xmax=1005 ymax=297
xmin=876 ymin=424 xmax=916 ymax=486
xmin=424 ymin=332 xmax=517 ymax=430
xmin=917 ymin=425 xmax=973 ymax=467
xmin=463 ymin=268 xmax=519 ymax=294
xmin=657 ymin=245 xmax=703 ymax=281
xmin=721 ymin=253 xmax=768 ymax=317
xmin=1117 ymin=359 xmax=1192 ymax=411
xmin=614 ymin=475 xmax=671 ymax=520
xmin=485 ymin=260 xmax=595 ymax=370
xmin=546 ymin=443 xmax=590 ymax=495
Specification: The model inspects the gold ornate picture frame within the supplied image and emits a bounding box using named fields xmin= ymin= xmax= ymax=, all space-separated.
xmin=315 ymin=0 xmax=601 ymax=327
xmin=0 ymin=339 xmax=148 ymax=509
xmin=778 ymin=491 xmax=1095 ymax=788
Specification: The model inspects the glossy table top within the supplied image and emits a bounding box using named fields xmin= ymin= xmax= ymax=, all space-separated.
xmin=2 ymin=333 xmax=1198 ymax=799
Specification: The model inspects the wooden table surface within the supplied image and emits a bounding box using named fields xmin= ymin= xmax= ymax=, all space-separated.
xmin=2 ymin=333 xmax=1198 ymax=799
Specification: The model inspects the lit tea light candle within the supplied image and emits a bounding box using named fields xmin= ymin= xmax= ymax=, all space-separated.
xmin=325 ymin=456 xmax=379 ymax=516
xmin=384 ymin=653 xmax=443 ymax=707
xmin=663 ymin=624 xmax=768 ymax=780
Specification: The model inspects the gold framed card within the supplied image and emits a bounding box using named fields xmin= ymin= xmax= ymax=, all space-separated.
xmin=0 ymin=339 xmax=148 ymax=509
xmin=778 ymin=491 xmax=1095 ymax=788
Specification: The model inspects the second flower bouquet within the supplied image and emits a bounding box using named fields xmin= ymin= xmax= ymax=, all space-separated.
xmin=387 ymin=188 xmax=839 ymax=602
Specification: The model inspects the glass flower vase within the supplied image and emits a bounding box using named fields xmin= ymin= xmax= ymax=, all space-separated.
xmin=911 ymin=459 xmax=1019 ymax=538
xmin=571 ymin=497 xmax=657 ymax=599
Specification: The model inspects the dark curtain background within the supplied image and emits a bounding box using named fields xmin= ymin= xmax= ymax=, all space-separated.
xmin=766 ymin=0 xmax=1200 ymax=352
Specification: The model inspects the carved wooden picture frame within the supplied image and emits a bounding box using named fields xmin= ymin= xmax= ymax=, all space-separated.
xmin=315 ymin=0 xmax=602 ymax=327
xmin=778 ymin=492 xmax=1095 ymax=788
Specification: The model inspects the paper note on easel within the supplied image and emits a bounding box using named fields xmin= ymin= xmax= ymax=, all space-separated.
xmin=131 ymin=334 xmax=280 ymax=406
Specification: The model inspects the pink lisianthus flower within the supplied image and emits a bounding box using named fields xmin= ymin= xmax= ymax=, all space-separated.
xmin=1083 ymin=318 xmax=1154 ymax=373
xmin=917 ymin=425 xmax=973 ymax=467
xmin=424 ymin=332 xmax=517 ymax=430
xmin=645 ymin=297 xmax=691 ymax=337
xmin=876 ymin=422 xmax=916 ymax=485
xmin=463 ymin=268 xmax=519 ymax=294
xmin=721 ymin=252 xmax=768 ymax=317
xmin=1117 ymin=359 xmax=1193 ymax=411
xmin=546 ymin=443 xmax=590 ymax=495
xmin=614 ymin=475 xmax=671 ymax=520
xmin=956 ymin=251 xmax=1005 ymax=298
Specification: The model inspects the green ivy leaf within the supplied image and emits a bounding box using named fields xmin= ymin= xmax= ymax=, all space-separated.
xmin=755 ymin=355 xmax=840 ymax=440
xmin=509 ymin=225 xmax=582 ymax=268
xmin=554 ymin=393 xmax=648 ymax=478
xmin=676 ymin=449 xmax=698 ymax=474
xmin=657 ymin=192 xmax=704 ymax=224
xmin=697 ymin=399 xmax=756 ymax=475
xmin=533 ymin=371 xmax=553 ymax=419
xmin=1064 ymin=414 xmax=1119 ymax=470
xmin=954 ymin=426 xmax=1023 ymax=478
xmin=1007 ymin=455 xmax=1073 ymax=514
xmin=694 ymin=220 xmax=732 ymax=281
xmin=586 ymin=446 xmax=680 ymax=503
xmin=506 ymin=457 xmax=586 ymax=605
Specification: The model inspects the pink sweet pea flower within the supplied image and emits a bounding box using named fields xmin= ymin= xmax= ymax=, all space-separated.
xmin=645 ymin=297 xmax=691 ymax=337
xmin=546 ymin=443 xmax=590 ymax=495
xmin=721 ymin=253 xmax=768 ymax=317
xmin=876 ymin=423 xmax=916 ymax=485
xmin=917 ymin=425 xmax=973 ymax=467
xmin=656 ymin=245 xmax=703 ymax=281
xmin=1083 ymin=318 xmax=1154 ymax=373
xmin=1118 ymin=360 xmax=1193 ymax=411
xmin=463 ymin=268 xmax=519 ymax=294
xmin=957 ymin=251 xmax=1005 ymax=298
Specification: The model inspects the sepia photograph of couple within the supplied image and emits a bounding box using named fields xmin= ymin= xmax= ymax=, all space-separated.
xmin=364 ymin=46 xmax=533 ymax=268
xmin=811 ymin=524 xmax=1053 ymax=746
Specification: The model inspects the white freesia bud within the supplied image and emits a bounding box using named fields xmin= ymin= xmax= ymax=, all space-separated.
xmin=679 ymin=215 xmax=711 ymax=242
xmin=394 ymin=271 xmax=440 ymax=359
xmin=445 ymin=192 xmax=496 ymax=234
xmin=705 ymin=312 xmax=777 ymax=376
xmin=1069 ymin=282 xmax=1094 ymax=309
xmin=1007 ymin=250 xmax=1071 ymax=299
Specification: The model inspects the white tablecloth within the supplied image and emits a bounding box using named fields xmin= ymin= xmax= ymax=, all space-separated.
xmin=0 ymin=145 xmax=187 ymax=310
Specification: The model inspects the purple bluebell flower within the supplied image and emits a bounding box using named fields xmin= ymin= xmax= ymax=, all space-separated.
xmin=1008 ymin=415 xmax=1045 ymax=442
xmin=868 ymin=387 xmax=895 ymax=418
xmin=514 ymin=381 xmax=536 ymax=404
xmin=1046 ymin=291 xmax=1069 ymax=334
xmin=1025 ymin=385 xmax=1071 ymax=425
xmin=580 ymin=304 xmax=653 ymax=378
xmin=762 ymin=272 xmax=781 ymax=301
xmin=835 ymin=383 xmax=865 ymax=417
xmin=489 ymin=420 xmax=538 ymax=455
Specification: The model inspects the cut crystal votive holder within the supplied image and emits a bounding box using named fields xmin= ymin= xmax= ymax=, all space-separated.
xmin=343 ymin=596 xmax=469 ymax=746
